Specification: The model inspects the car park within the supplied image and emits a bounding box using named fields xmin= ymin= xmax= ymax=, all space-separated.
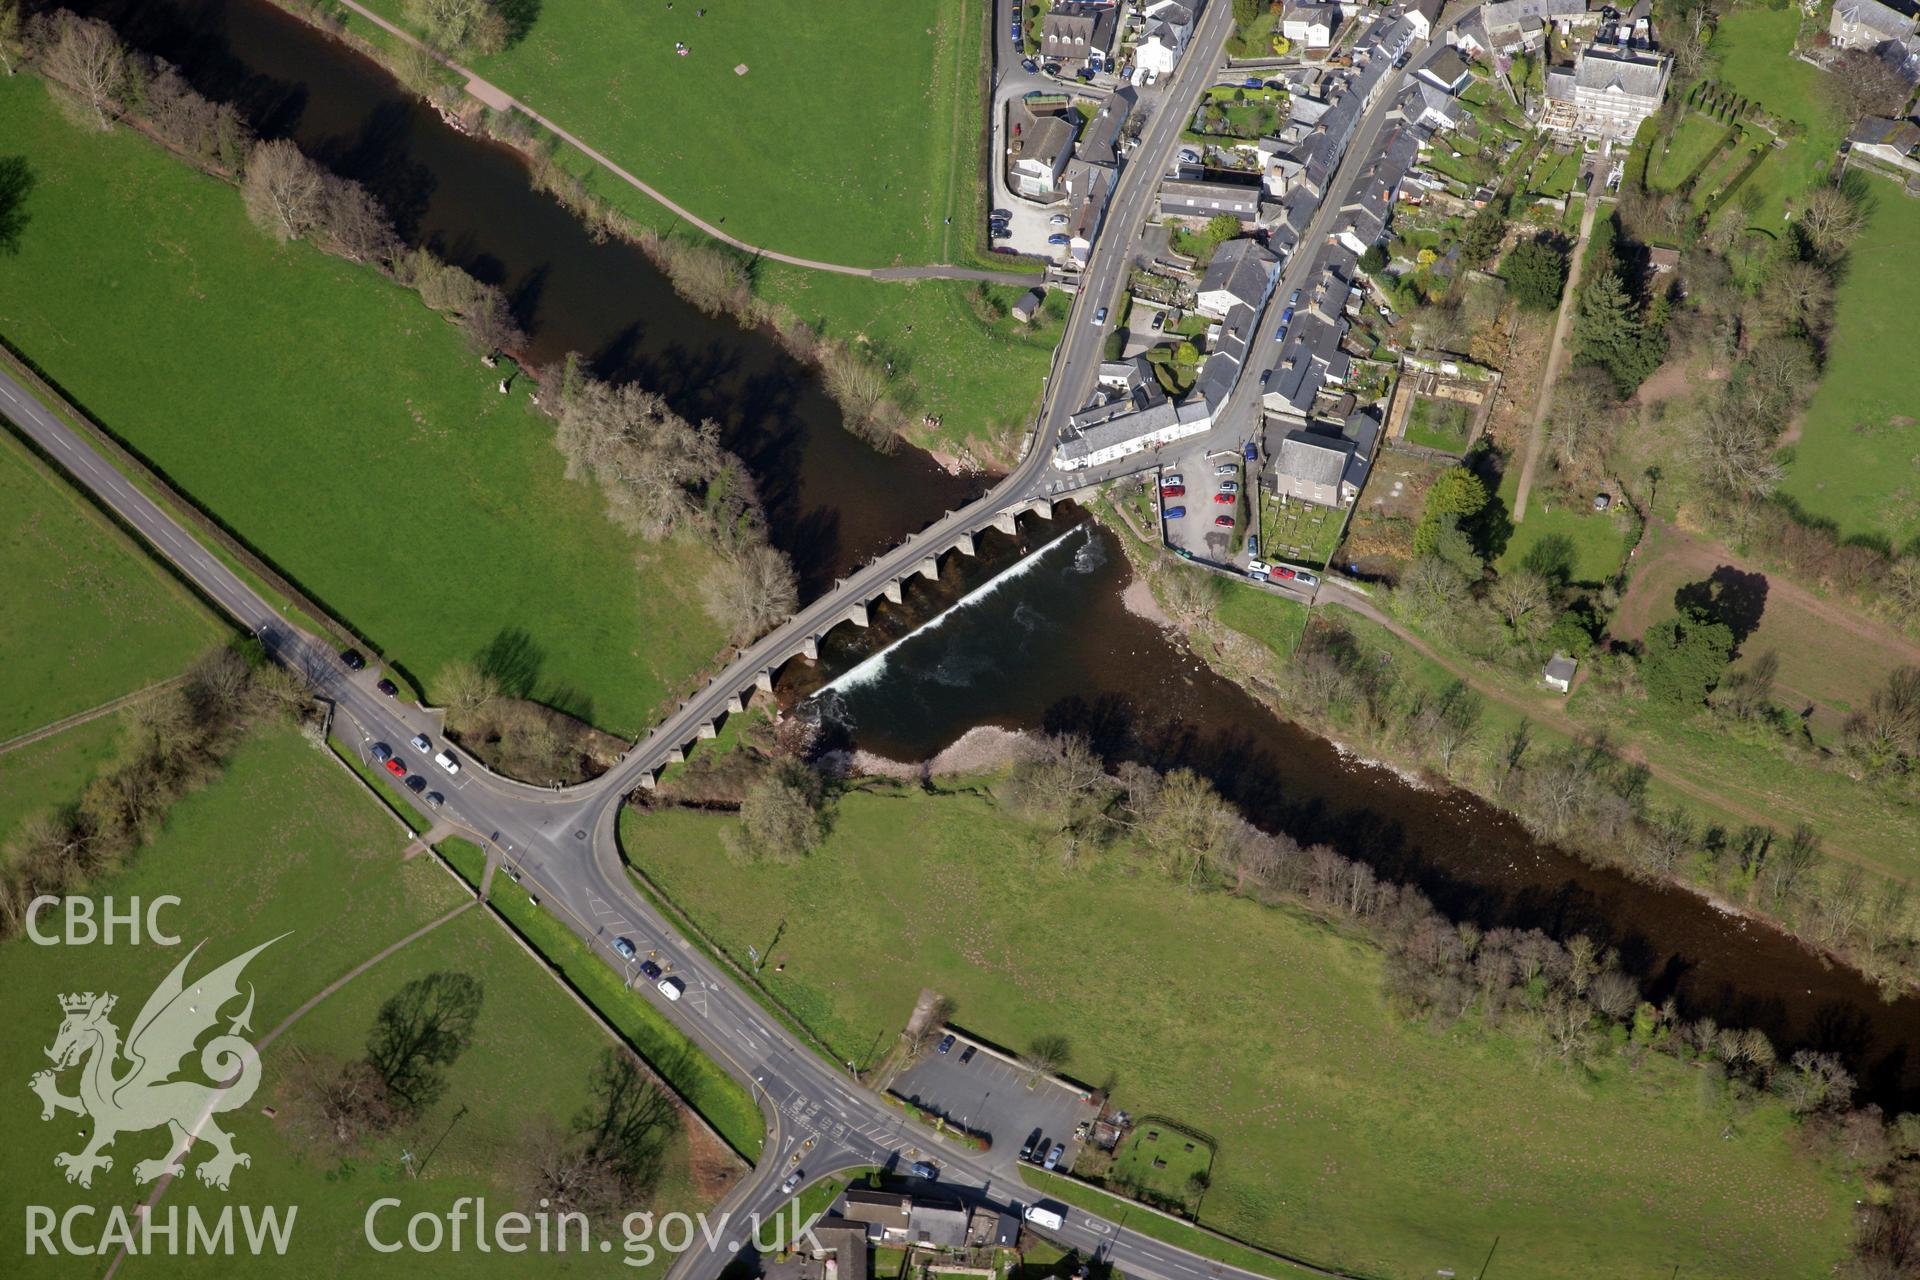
xmin=640 ymin=959 xmax=663 ymax=980
xmin=1160 ymin=484 xmax=1185 ymax=498
xmin=937 ymin=1033 xmax=956 ymax=1054
xmin=371 ymin=742 xmax=392 ymax=764
xmin=1092 ymin=306 xmax=1107 ymax=326
xmin=340 ymin=649 xmax=365 ymax=671
xmin=376 ymin=678 xmax=399 ymax=698
xmin=782 ymin=1171 xmax=803 ymax=1194
xmin=425 ymin=791 xmax=445 ymax=808
xmin=409 ymin=733 xmax=431 ymax=754
xmin=1162 ymin=505 xmax=1187 ymax=520
xmin=614 ymin=937 xmax=637 ymax=960
xmin=435 ymin=750 xmax=461 ymax=775
xmin=1215 ymin=515 xmax=1234 ymax=527
xmin=384 ymin=758 xmax=406 ymax=777
xmin=658 ymin=976 xmax=685 ymax=1001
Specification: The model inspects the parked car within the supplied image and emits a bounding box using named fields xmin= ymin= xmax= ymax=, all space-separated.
xmin=1249 ymin=571 xmax=1269 ymax=583
xmin=910 ymin=1161 xmax=939 ymax=1180
xmin=1021 ymin=57 xmax=1038 ymax=72
xmin=1150 ymin=311 xmax=1164 ymax=330
xmin=1258 ymin=368 xmax=1272 ymax=386
xmin=992 ymin=208 xmax=1012 ymax=220
xmin=1020 ymin=1129 xmax=1043 ymax=1161
xmin=614 ymin=937 xmax=638 ymax=960
xmin=937 ymin=1033 xmax=956 ymax=1054
xmin=1163 ymin=505 xmax=1187 ymax=520
xmin=640 ymin=959 xmax=663 ymax=981
xmin=340 ymin=649 xmax=365 ymax=671
xmin=1049 ymin=213 xmax=1070 ymax=226
xmin=991 ymin=228 xmax=1013 ymax=240
xmin=782 ymin=1171 xmax=803 ymax=1194
xmin=1264 ymin=79 xmax=1286 ymax=90
xmin=1219 ymin=480 xmax=1239 ymax=493
xmin=371 ymin=742 xmax=392 ymax=764
xmin=1160 ymin=484 xmax=1185 ymax=498
xmin=1045 ymin=62 xmax=1063 ymax=76
xmin=1215 ymin=515 xmax=1235 ymax=527
xmin=405 ymin=774 xmax=426 ymax=794
xmin=1215 ymin=463 xmax=1238 ymax=476
xmin=657 ymin=976 xmax=685 ymax=1002
xmin=1294 ymin=570 xmax=1319 ymax=587
xmin=1247 ymin=534 xmax=1260 ymax=557
xmin=1047 ymin=233 xmax=1070 ymax=245
xmin=1279 ymin=305 xmax=1294 ymax=327
xmin=1092 ymin=306 xmax=1108 ymax=326
xmin=1248 ymin=559 xmax=1272 ymax=575
xmin=1143 ymin=69 xmax=1158 ymax=85
xmin=1214 ymin=492 xmax=1235 ymax=505
xmin=1290 ymin=288 xmax=1302 ymax=305
xmin=1274 ymin=566 xmax=1297 ymax=580
xmin=1243 ymin=440 xmax=1258 ymax=462
xmin=425 ymin=791 xmax=445 ymax=809
xmin=409 ymin=733 xmax=431 ymax=754
xmin=376 ymin=678 xmax=399 ymax=698
xmin=959 ymin=1044 xmax=976 ymax=1063
xmin=384 ymin=758 xmax=406 ymax=778
xmin=435 ymin=750 xmax=460 ymax=775
xmin=1044 ymin=1143 xmax=1065 ymax=1171
xmin=1163 ymin=473 xmax=1183 ymax=487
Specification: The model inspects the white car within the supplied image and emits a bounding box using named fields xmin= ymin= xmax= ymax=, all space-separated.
xmin=1049 ymin=213 xmax=1069 ymax=225
xmin=658 ymin=976 xmax=685 ymax=1001
xmin=781 ymin=1171 xmax=803 ymax=1194
xmin=1248 ymin=559 xmax=1273 ymax=576
xmin=410 ymin=733 xmax=432 ymax=754
xmin=434 ymin=750 xmax=461 ymax=775
xmin=1215 ymin=464 xmax=1239 ymax=476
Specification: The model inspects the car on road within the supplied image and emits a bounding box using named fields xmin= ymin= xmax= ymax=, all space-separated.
xmin=435 ymin=750 xmax=461 ymax=775
xmin=782 ymin=1171 xmax=803 ymax=1194
xmin=640 ymin=959 xmax=663 ymax=981
xmin=1258 ymin=368 xmax=1272 ymax=386
xmin=1021 ymin=57 xmax=1038 ymax=72
xmin=376 ymin=678 xmax=399 ymax=698
xmin=1214 ymin=492 xmax=1235 ymax=504
xmin=340 ymin=649 xmax=365 ymax=671
xmin=371 ymin=742 xmax=392 ymax=764
xmin=1216 ymin=463 xmax=1239 ymax=476
xmin=1021 ymin=1129 xmax=1042 ymax=1160
xmin=1159 ymin=484 xmax=1185 ymax=498
xmin=1162 ymin=505 xmax=1187 ymax=520
xmin=1049 ymin=213 xmax=1069 ymax=225
xmin=405 ymin=774 xmax=426 ymax=794
xmin=937 ymin=1033 xmax=956 ymax=1054
xmin=1092 ymin=306 xmax=1108 ymax=326
xmin=1047 ymin=233 xmax=1070 ymax=245
xmin=383 ymin=758 xmax=406 ymax=777
xmin=1290 ymin=288 xmax=1302 ymax=305
xmin=1044 ymin=1143 xmax=1065 ymax=1170
xmin=614 ymin=937 xmax=637 ymax=960
xmin=1219 ymin=480 xmax=1238 ymax=493
xmin=409 ymin=733 xmax=431 ymax=754
xmin=1295 ymin=570 xmax=1319 ymax=587
xmin=910 ymin=1161 xmax=939 ymax=1180
xmin=1214 ymin=515 xmax=1235 ymax=527
xmin=1279 ymin=305 xmax=1294 ymax=327
xmin=657 ymin=976 xmax=685 ymax=1001
xmin=959 ymin=1044 xmax=976 ymax=1063
xmin=425 ymin=791 xmax=445 ymax=808
xmin=1243 ymin=440 xmax=1258 ymax=462
xmin=1024 ymin=1205 xmax=1065 ymax=1231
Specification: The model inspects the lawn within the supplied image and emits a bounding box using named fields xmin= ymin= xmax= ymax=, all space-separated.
xmin=1402 ymin=395 xmax=1473 ymax=453
xmin=0 ymin=722 xmax=729 ymax=1274
xmin=622 ymin=787 xmax=1856 ymax=1280
xmin=1705 ymin=8 xmax=1842 ymax=227
xmin=1781 ymin=172 xmax=1920 ymax=549
xmin=1213 ymin=579 xmax=1310 ymax=673
xmin=0 ymin=73 xmax=727 ymax=737
xmin=364 ymin=0 xmax=988 ymax=269
xmin=1493 ymin=468 xmax=1634 ymax=586
xmin=0 ymin=712 xmax=128 ymax=848
xmin=0 ymin=428 xmax=223 ymax=741
xmin=1102 ymin=1119 xmax=1215 ymax=1211
xmin=1647 ymin=112 xmax=1728 ymax=194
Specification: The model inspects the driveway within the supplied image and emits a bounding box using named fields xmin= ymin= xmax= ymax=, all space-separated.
xmin=891 ymin=1033 xmax=1099 ymax=1174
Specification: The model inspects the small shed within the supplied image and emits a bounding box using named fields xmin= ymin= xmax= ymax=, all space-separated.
xmin=1011 ymin=287 xmax=1048 ymax=324
xmin=1543 ymin=653 xmax=1578 ymax=693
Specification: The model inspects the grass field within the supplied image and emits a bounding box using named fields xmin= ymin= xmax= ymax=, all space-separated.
xmin=0 ymin=712 xmax=129 ymax=847
xmin=1212 ymin=580 xmax=1310 ymax=673
xmin=0 ymin=429 xmax=222 ymax=741
xmin=1705 ymin=9 xmax=1841 ymax=227
xmin=1402 ymin=395 xmax=1472 ymax=453
xmin=1494 ymin=468 xmax=1635 ymax=586
xmin=1103 ymin=1120 xmax=1214 ymax=1211
xmin=0 ymin=73 xmax=727 ymax=737
xmin=0 ymin=723 xmax=727 ymax=1274
xmin=1647 ymin=112 xmax=1729 ymax=193
xmin=365 ymin=0 xmax=988 ymax=269
xmin=622 ymin=787 xmax=1856 ymax=1280
xmin=1781 ymin=173 xmax=1920 ymax=549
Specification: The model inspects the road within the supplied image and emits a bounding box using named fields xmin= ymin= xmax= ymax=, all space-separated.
xmin=0 ymin=6 xmax=1409 ymax=1275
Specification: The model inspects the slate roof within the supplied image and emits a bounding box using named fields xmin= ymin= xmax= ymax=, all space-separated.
xmin=1833 ymin=0 xmax=1918 ymax=39
xmin=1570 ymin=45 xmax=1670 ymax=100
xmin=1159 ymin=180 xmax=1262 ymax=220
xmin=1276 ymin=429 xmax=1353 ymax=488
xmin=1483 ymin=0 xmax=1587 ymax=29
xmin=1198 ymin=237 xmax=1280 ymax=310
xmin=1851 ymin=114 xmax=1920 ymax=150
xmin=1043 ymin=2 xmax=1118 ymax=62
xmin=1077 ymin=89 xmax=1136 ymax=163
xmin=1418 ymin=46 xmax=1473 ymax=89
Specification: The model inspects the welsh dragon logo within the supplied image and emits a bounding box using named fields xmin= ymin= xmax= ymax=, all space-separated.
xmin=29 ymin=937 xmax=280 ymax=1191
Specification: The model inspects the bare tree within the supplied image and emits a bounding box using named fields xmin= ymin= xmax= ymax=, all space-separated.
xmin=404 ymin=0 xmax=508 ymax=54
xmin=1019 ymin=1033 xmax=1071 ymax=1084
xmin=701 ymin=542 xmax=798 ymax=645
xmin=1489 ymin=569 xmax=1553 ymax=633
xmin=1798 ymin=185 xmax=1866 ymax=261
xmin=1821 ymin=48 xmax=1910 ymax=129
xmin=0 ymin=0 xmax=27 ymax=77
xmin=35 ymin=11 xmax=126 ymax=131
xmin=722 ymin=760 xmax=825 ymax=865
xmin=241 ymin=138 xmax=328 ymax=242
xmin=1155 ymin=560 xmax=1222 ymax=626
xmin=438 ymin=657 xmax=501 ymax=728
xmin=1686 ymin=392 xmax=1784 ymax=505
xmin=820 ymin=344 xmax=901 ymax=452
xmin=320 ymin=175 xmax=399 ymax=265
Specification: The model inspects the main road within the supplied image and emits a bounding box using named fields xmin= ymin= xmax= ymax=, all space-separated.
xmin=0 ymin=6 xmax=1394 ymax=1275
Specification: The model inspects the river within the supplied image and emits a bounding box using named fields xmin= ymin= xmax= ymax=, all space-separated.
xmin=786 ymin=512 xmax=1920 ymax=1113
xmin=65 ymin=0 xmax=982 ymax=596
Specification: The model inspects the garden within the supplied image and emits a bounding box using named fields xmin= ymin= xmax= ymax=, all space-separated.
xmin=1259 ymin=496 xmax=1347 ymax=567
xmin=1402 ymin=395 xmax=1474 ymax=453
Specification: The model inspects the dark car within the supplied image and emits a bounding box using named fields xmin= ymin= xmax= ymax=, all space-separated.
xmin=1242 ymin=76 xmax=1263 ymax=88
xmin=1215 ymin=514 xmax=1235 ymax=527
xmin=405 ymin=774 xmax=426 ymax=794
xmin=1010 ymin=20 xmax=1020 ymax=42
xmin=1044 ymin=61 xmax=1063 ymax=75
xmin=1243 ymin=440 xmax=1258 ymax=462
xmin=992 ymin=208 xmax=1012 ymax=220
xmin=376 ymin=678 xmax=399 ymax=698
xmin=340 ymin=649 xmax=366 ymax=671
xmin=1021 ymin=1129 xmax=1043 ymax=1160
xmin=937 ymin=1033 xmax=956 ymax=1054
xmin=1259 ymin=368 xmax=1273 ymax=386
xmin=959 ymin=1044 xmax=976 ymax=1064
xmin=425 ymin=791 xmax=445 ymax=809
xmin=1265 ymin=79 xmax=1286 ymax=90
xmin=1151 ymin=311 xmax=1165 ymax=330
xmin=1047 ymin=233 xmax=1070 ymax=245
xmin=384 ymin=758 xmax=406 ymax=778
xmin=910 ymin=1161 xmax=939 ymax=1180
xmin=640 ymin=959 xmax=663 ymax=981
xmin=1162 ymin=505 xmax=1187 ymax=520
xmin=1021 ymin=57 xmax=1038 ymax=72
xmin=991 ymin=228 xmax=1013 ymax=240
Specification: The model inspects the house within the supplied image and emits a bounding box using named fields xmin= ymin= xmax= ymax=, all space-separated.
xmin=1055 ymin=396 xmax=1212 ymax=469
xmin=1845 ymin=114 xmax=1920 ymax=183
xmin=1481 ymin=0 xmax=1588 ymax=50
xmin=1282 ymin=1 xmax=1337 ymax=49
xmin=809 ymin=1224 xmax=871 ymax=1280
xmin=840 ymin=1189 xmax=912 ymax=1239
xmin=1271 ymin=425 xmax=1360 ymax=506
xmin=1405 ymin=79 xmax=1466 ymax=130
xmin=906 ymin=1197 xmax=970 ymax=1250
xmin=1544 ymin=653 xmax=1578 ymax=693
xmin=1401 ymin=0 xmax=1447 ymax=41
xmin=1828 ymin=0 xmax=1917 ymax=52
xmin=1196 ymin=237 xmax=1281 ymax=318
xmin=1010 ymin=287 xmax=1048 ymax=323
xmin=1137 ymin=0 xmax=1195 ymax=76
xmin=1416 ymin=45 xmax=1474 ymax=94
xmin=1063 ymin=159 xmax=1116 ymax=264
xmin=966 ymin=1209 xmax=1017 ymax=1250
xmin=1158 ymin=179 xmax=1263 ymax=226
xmin=1008 ymin=99 xmax=1080 ymax=196
xmin=1076 ymin=89 xmax=1136 ymax=166
xmin=1544 ymin=44 xmax=1671 ymax=139
xmin=1449 ymin=9 xmax=1495 ymax=58
xmin=1042 ymin=2 xmax=1119 ymax=75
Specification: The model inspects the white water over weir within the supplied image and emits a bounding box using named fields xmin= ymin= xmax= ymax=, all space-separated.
xmin=811 ymin=523 xmax=1090 ymax=697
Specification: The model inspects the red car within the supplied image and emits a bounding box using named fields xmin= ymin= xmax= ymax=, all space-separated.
xmin=1276 ymin=566 xmax=1297 ymax=580
xmin=1214 ymin=515 xmax=1234 ymax=527
xmin=1160 ymin=484 xmax=1185 ymax=498
xmin=384 ymin=758 xmax=406 ymax=777
xmin=1213 ymin=492 xmax=1235 ymax=504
